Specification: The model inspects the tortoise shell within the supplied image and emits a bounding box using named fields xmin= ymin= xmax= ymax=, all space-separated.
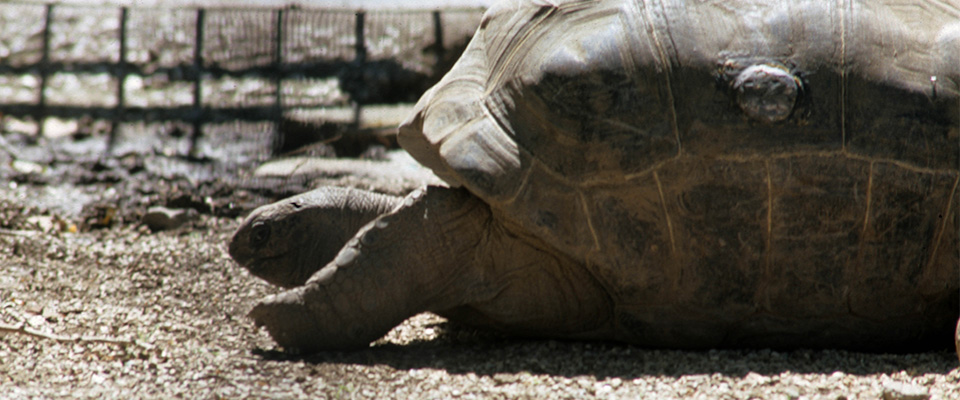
xmin=399 ymin=0 xmax=960 ymax=348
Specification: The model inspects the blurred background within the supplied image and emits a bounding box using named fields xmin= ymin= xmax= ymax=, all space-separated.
xmin=0 ymin=0 xmax=490 ymax=227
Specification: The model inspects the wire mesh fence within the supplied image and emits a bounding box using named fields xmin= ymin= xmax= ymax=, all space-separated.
xmin=0 ymin=1 xmax=484 ymax=157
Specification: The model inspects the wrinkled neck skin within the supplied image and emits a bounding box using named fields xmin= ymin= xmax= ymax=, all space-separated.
xmin=247 ymin=186 xmax=613 ymax=353
xmin=229 ymin=186 xmax=402 ymax=288
xmin=296 ymin=190 xmax=403 ymax=286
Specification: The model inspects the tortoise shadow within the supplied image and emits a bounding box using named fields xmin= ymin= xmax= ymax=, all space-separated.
xmin=252 ymin=323 xmax=959 ymax=379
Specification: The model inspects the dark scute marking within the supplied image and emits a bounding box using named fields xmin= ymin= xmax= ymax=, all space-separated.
xmin=849 ymin=164 xmax=958 ymax=320
xmin=506 ymin=169 xmax=594 ymax=257
xmin=674 ymin=181 xmax=765 ymax=310
xmin=535 ymin=210 xmax=558 ymax=229
xmin=590 ymin=189 xmax=670 ymax=305
xmin=766 ymin=157 xmax=869 ymax=318
xmin=516 ymin=65 xmax=678 ymax=178
xmin=845 ymin=78 xmax=959 ymax=170
xmin=640 ymin=159 xmax=770 ymax=315
xmin=599 ymin=196 xmax=658 ymax=264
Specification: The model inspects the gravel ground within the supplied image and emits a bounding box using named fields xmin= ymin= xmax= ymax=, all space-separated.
xmin=1 ymin=219 xmax=958 ymax=400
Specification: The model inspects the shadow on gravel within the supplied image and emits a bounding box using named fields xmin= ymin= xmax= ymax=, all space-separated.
xmin=252 ymin=329 xmax=959 ymax=379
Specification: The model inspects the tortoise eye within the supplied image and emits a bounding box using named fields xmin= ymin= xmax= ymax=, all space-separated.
xmin=250 ymin=222 xmax=271 ymax=246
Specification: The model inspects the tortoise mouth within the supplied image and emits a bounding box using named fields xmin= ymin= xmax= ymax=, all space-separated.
xmin=241 ymin=256 xmax=275 ymax=272
xmin=240 ymin=254 xmax=309 ymax=288
xmin=228 ymin=239 xmax=285 ymax=271
xmin=238 ymin=254 xmax=283 ymax=277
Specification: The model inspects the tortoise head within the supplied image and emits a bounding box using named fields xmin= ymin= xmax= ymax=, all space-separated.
xmin=229 ymin=187 xmax=402 ymax=289
xmin=229 ymin=196 xmax=329 ymax=288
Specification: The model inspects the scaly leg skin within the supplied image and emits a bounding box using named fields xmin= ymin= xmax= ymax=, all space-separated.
xmin=247 ymin=186 xmax=614 ymax=353
xmin=248 ymin=187 xmax=491 ymax=351
xmin=230 ymin=187 xmax=401 ymax=288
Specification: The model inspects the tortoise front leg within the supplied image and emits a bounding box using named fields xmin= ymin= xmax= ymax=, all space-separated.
xmin=246 ymin=186 xmax=616 ymax=352
xmin=247 ymin=187 xmax=495 ymax=352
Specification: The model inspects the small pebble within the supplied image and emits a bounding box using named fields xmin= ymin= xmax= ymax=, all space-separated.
xmin=142 ymin=207 xmax=198 ymax=231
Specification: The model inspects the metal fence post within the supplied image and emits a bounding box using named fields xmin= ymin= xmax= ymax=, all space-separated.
xmin=274 ymin=8 xmax=284 ymax=112
xmin=272 ymin=8 xmax=285 ymax=153
xmin=37 ymin=4 xmax=54 ymax=138
xmin=108 ymin=6 xmax=128 ymax=155
xmin=432 ymin=11 xmax=445 ymax=64
xmin=189 ymin=8 xmax=206 ymax=159
xmin=351 ymin=10 xmax=366 ymax=132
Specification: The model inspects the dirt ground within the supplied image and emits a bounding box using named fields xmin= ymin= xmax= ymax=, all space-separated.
xmin=0 ymin=117 xmax=958 ymax=400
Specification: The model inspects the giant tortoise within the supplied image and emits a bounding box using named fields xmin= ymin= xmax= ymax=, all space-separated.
xmin=229 ymin=0 xmax=960 ymax=354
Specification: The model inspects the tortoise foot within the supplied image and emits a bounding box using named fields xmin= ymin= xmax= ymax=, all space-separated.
xmin=249 ymin=288 xmax=370 ymax=353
